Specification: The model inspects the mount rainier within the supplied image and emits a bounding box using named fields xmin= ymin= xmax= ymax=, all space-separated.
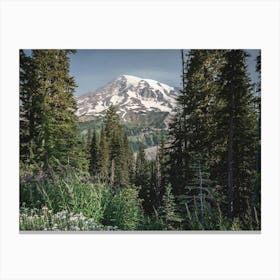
xmin=76 ymin=75 xmax=178 ymax=126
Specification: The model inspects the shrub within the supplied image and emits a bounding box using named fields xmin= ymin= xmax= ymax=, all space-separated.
xmin=103 ymin=186 xmax=143 ymax=230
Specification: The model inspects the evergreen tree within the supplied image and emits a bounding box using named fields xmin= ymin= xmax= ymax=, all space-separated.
xmin=104 ymin=106 xmax=130 ymax=187
xmin=252 ymin=51 xmax=261 ymax=224
xmin=91 ymin=106 xmax=132 ymax=187
xmin=20 ymin=50 xmax=33 ymax=162
xmin=135 ymin=142 xmax=151 ymax=213
xmin=169 ymin=50 xmax=225 ymax=196
xmin=98 ymin=126 xmax=110 ymax=181
xmin=216 ymin=50 xmax=258 ymax=218
xmin=255 ymin=51 xmax=261 ymax=176
xmin=20 ymin=50 xmax=81 ymax=168
xmin=168 ymin=49 xmax=258 ymax=225
xmin=81 ymin=133 xmax=87 ymax=152
xmin=89 ymin=129 xmax=99 ymax=177
xmin=87 ymin=128 xmax=92 ymax=152
xmin=20 ymin=50 xmax=43 ymax=164
xmin=153 ymin=134 xmax=169 ymax=207
xmin=168 ymin=107 xmax=187 ymax=195
xmin=159 ymin=184 xmax=181 ymax=230
xmin=116 ymin=131 xmax=131 ymax=187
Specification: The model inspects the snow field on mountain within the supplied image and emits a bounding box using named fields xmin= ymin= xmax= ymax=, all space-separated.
xmin=76 ymin=75 xmax=178 ymax=119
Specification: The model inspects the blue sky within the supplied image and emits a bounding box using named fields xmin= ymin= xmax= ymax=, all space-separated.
xmin=65 ymin=49 xmax=259 ymax=96
xmin=69 ymin=50 xmax=182 ymax=96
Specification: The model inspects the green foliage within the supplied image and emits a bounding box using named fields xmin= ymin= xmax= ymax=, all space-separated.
xmin=134 ymin=143 xmax=151 ymax=212
xmin=104 ymin=186 xmax=143 ymax=230
xmin=89 ymin=129 xmax=99 ymax=177
xmin=20 ymin=50 xmax=83 ymax=169
xmin=254 ymin=51 xmax=261 ymax=215
xmin=159 ymin=184 xmax=182 ymax=230
xmin=216 ymin=50 xmax=258 ymax=218
xmin=168 ymin=49 xmax=260 ymax=227
xmin=20 ymin=167 xmax=142 ymax=230
xmin=20 ymin=167 xmax=102 ymax=222
xmin=183 ymin=201 xmax=257 ymax=231
xmin=169 ymin=50 xmax=226 ymax=196
xmin=86 ymin=106 xmax=132 ymax=187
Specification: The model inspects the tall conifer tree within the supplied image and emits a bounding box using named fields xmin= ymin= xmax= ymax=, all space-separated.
xmin=254 ymin=51 xmax=261 ymax=210
xmin=217 ymin=50 xmax=257 ymax=218
xmin=92 ymin=106 xmax=132 ymax=187
xmin=169 ymin=50 xmax=225 ymax=196
xmin=20 ymin=50 xmax=81 ymax=168
xmin=89 ymin=129 xmax=99 ymax=177
xmin=98 ymin=126 xmax=110 ymax=181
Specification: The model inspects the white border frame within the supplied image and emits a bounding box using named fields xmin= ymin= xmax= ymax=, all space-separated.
xmin=1 ymin=0 xmax=279 ymax=279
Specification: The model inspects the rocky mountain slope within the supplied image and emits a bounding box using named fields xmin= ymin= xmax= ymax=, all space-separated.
xmin=76 ymin=75 xmax=178 ymax=127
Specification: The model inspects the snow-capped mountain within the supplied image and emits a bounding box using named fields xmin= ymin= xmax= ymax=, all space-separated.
xmin=76 ymin=75 xmax=178 ymax=124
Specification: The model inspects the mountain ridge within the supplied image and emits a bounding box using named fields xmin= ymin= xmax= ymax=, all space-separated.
xmin=76 ymin=75 xmax=179 ymax=125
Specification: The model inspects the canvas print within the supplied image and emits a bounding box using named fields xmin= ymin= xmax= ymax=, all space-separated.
xmin=19 ymin=49 xmax=261 ymax=231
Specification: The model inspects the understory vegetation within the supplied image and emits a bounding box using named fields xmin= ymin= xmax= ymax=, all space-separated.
xmin=19 ymin=49 xmax=261 ymax=231
xmin=19 ymin=165 xmax=259 ymax=231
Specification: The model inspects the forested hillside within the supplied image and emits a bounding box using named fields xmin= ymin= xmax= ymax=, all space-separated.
xmin=19 ymin=49 xmax=261 ymax=231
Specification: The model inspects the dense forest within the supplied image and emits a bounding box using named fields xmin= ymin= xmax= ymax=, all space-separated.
xmin=19 ymin=49 xmax=261 ymax=231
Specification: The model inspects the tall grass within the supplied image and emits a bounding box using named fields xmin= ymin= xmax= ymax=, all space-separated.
xmin=183 ymin=200 xmax=260 ymax=230
xmin=20 ymin=167 xmax=142 ymax=230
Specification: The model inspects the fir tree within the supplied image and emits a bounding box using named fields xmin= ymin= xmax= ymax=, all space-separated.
xmin=169 ymin=50 xmax=225 ymax=196
xmin=92 ymin=106 xmax=132 ymax=187
xmin=20 ymin=50 xmax=81 ymax=168
xmin=20 ymin=50 xmax=34 ymax=163
xmin=89 ymin=129 xmax=99 ymax=177
xmin=255 ymin=51 xmax=261 ymax=176
xmin=135 ymin=142 xmax=151 ymax=213
xmin=153 ymin=134 xmax=169 ymax=207
xmin=216 ymin=50 xmax=258 ymax=218
xmin=253 ymin=51 xmax=261 ymax=222
xmin=87 ymin=128 xmax=92 ymax=152
xmin=159 ymin=184 xmax=181 ymax=230
xmin=20 ymin=50 xmax=44 ymax=164
xmin=98 ymin=126 xmax=110 ymax=181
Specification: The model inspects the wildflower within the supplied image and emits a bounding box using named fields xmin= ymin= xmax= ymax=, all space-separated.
xmin=70 ymin=225 xmax=80 ymax=231
xmin=22 ymin=173 xmax=32 ymax=184
xmin=35 ymin=171 xmax=48 ymax=182
xmin=52 ymin=223 xmax=58 ymax=230
xmin=69 ymin=216 xmax=78 ymax=222
xmin=79 ymin=215 xmax=85 ymax=221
